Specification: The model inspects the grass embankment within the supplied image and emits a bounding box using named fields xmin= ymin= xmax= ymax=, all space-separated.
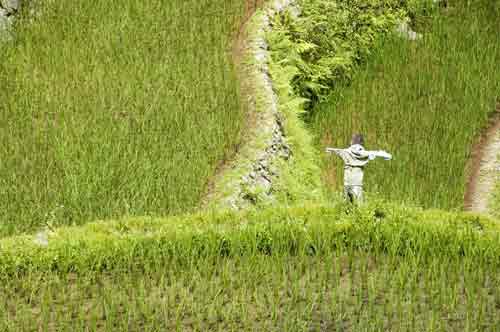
xmin=0 ymin=0 xmax=246 ymax=237
xmin=206 ymin=3 xmax=326 ymax=209
xmin=1 ymin=203 xmax=499 ymax=330
xmin=491 ymin=178 xmax=500 ymax=219
xmin=312 ymin=0 xmax=500 ymax=210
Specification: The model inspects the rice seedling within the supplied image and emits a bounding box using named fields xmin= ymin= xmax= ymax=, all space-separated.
xmin=312 ymin=0 xmax=500 ymax=210
xmin=1 ymin=249 xmax=498 ymax=331
xmin=0 ymin=200 xmax=497 ymax=331
xmin=0 ymin=0 xmax=246 ymax=237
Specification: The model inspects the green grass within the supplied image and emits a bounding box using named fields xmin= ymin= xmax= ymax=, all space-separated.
xmin=2 ymin=252 xmax=499 ymax=331
xmin=0 ymin=0 xmax=246 ymax=237
xmin=1 ymin=202 xmax=499 ymax=331
xmin=1 ymin=201 xmax=499 ymax=274
xmin=2 ymin=1 xmax=500 ymax=330
xmin=312 ymin=0 xmax=500 ymax=210
xmin=206 ymin=7 xmax=326 ymax=209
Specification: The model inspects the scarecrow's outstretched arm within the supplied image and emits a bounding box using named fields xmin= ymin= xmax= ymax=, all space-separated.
xmin=326 ymin=147 xmax=348 ymax=157
xmin=325 ymin=147 xmax=342 ymax=154
xmin=326 ymin=147 xmax=349 ymax=162
xmin=366 ymin=150 xmax=392 ymax=160
xmin=326 ymin=147 xmax=392 ymax=161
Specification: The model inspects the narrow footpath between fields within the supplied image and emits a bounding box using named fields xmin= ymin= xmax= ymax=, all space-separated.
xmin=203 ymin=0 xmax=321 ymax=210
xmin=201 ymin=0 xmax=264 ymax=206
xmin=465 ymin=103 xmax=500 ymax=215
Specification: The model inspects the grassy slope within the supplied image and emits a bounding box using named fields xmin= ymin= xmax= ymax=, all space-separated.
xmin=0 ymin=0 xmax=245 ymax=237
xmin=2 ymin=201 xmax=499 ymax=274
xmin=1 ymin=202 xmax=499 ymax=330
xmin=206 ymin=6 xmax=326 ymax=209
xmin=312 ymin=0 xmax=500 ymax=210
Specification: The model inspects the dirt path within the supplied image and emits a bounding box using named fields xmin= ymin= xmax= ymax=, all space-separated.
xmin=464 ymin=104 xmax=500 ymax=214
xmin=202 ymin=0 xmax=300 ymax=210
xmin=233 ymin=1 xmax=265 ymax=63
xmin=200 ymin=0 xmax=265 ymax=207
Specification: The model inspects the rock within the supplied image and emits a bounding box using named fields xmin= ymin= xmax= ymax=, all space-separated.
xmin=213 ymin=0 xmax=298 ymax=210
xmin=34 ymin=230 xmax=49 ymax=247
xmin=0 ymin=0 xmax=21 ymax=14
xmin=395 ymin=19 xmax=422 ymax=41
xmin=254 ymin=44 xmax=268 ymax=62
xmin=272 ymin=0 xmax=296 ymax=14
xmin=0 ymin=8 xmax=12 ymax=39
xmin=259 ymin=159 xmax=269 ymax=169
xmin=257 ymin=176 xmax=272 ymax=190
xmin=288 ymin=6 xmax=300 ymax=19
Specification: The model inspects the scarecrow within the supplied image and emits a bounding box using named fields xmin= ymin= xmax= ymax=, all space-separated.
xmin=326 ymin=134 xmax=392 ymax=204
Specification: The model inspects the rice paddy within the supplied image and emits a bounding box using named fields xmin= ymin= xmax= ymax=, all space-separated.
xmin=0 ymin=0 xmax=246 ymax=237
xmin=312 ymin=0 xmax=500 ymax=210
xmin=2 ymin=251 xmax=499 ymax=331
xmin=1 ymin=0 xmax=500 ymax=331
xmin=1 ymin=201 xmax=498 ymax=331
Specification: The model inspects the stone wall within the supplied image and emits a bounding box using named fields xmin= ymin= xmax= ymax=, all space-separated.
xmin=204 ymin=0 xmax=299 ymax=210
xmin=0 ymin=0 xmax=21 ymax=40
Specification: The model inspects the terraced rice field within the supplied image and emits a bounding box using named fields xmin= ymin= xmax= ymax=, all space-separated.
xmin=2 ymin=252 xmax=499 ymax=331
xmin=313 ymin=0 xmax=500 ymax=210
xmin=0 ymin=0 xmax=246 ymax=236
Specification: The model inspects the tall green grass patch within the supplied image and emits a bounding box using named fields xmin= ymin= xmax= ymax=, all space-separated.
xmin=3 ymin=252 xmax=499 ymax=331
xmin=312 ymin=0 xmax=500 ymax=209
xmin=0 ymin=0 xmax=245 ymax=236
xmin=1 ymin=202 xmax=499 ymax=275
xmin=1 ymin=202 xmax=499 ymax=331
